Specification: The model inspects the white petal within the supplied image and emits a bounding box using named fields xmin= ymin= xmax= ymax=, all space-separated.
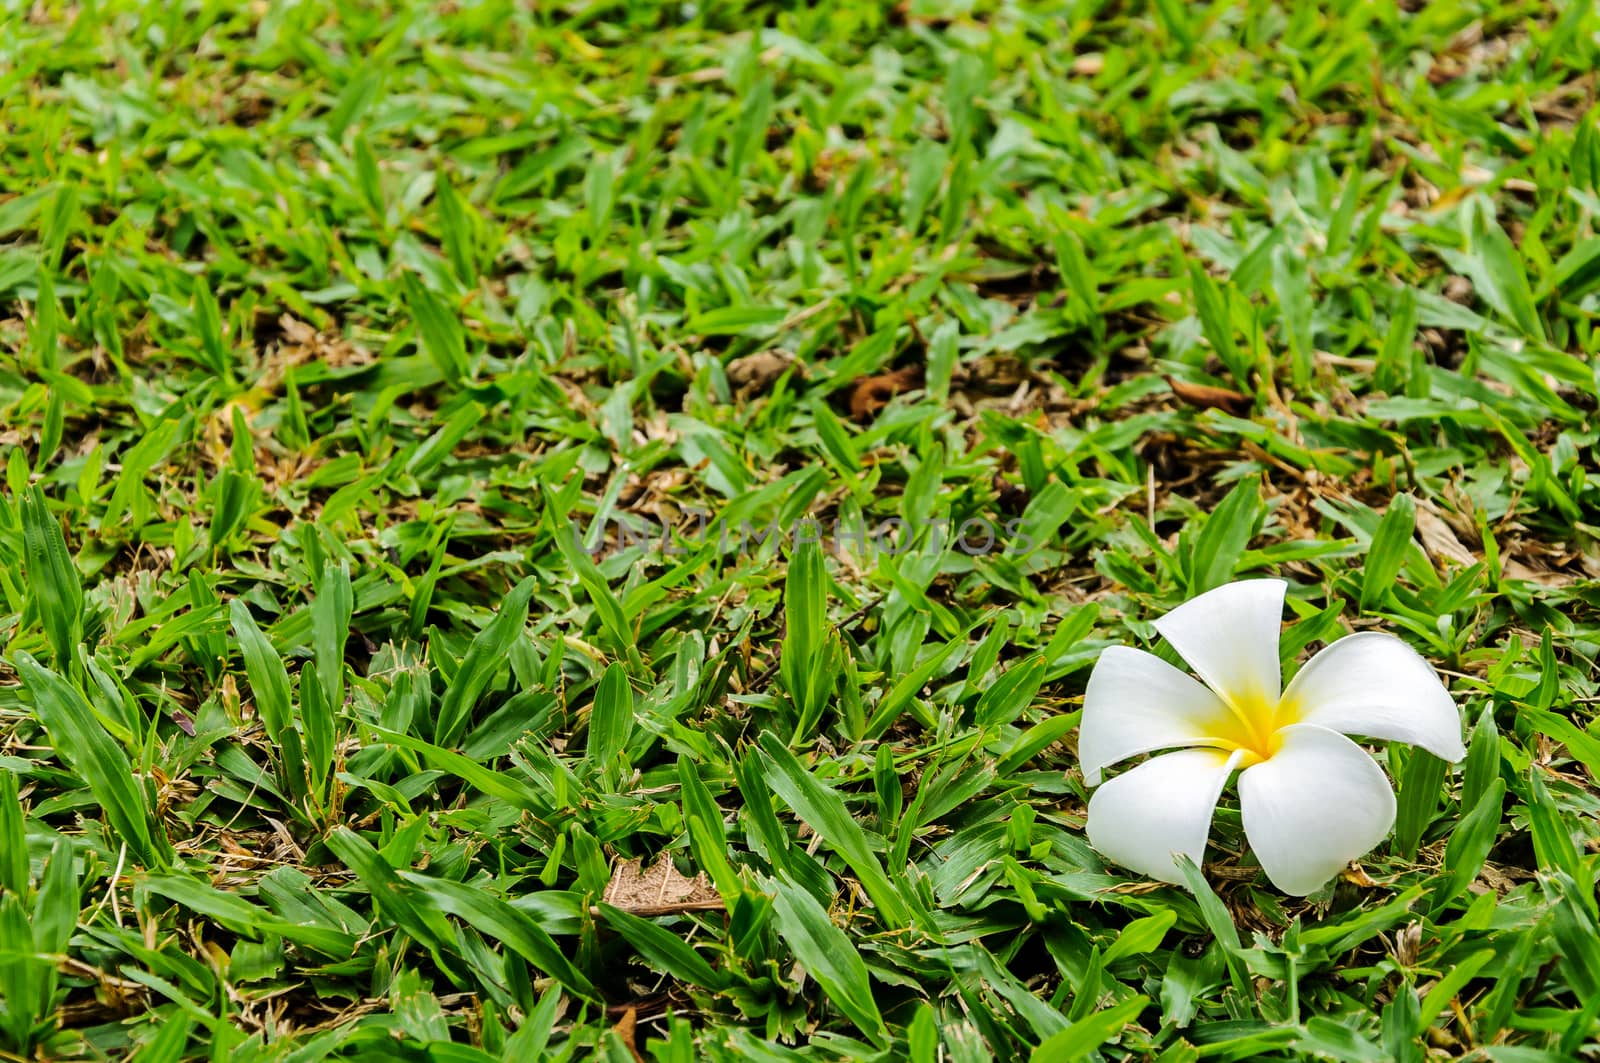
xmin=1238 ymin=724 xmax=1396 ymax=896
xmin=1280 ymin=632 xmax=1465 ymax=762
xmin=1079 ymin=646 xmax=1231 ymax=785
xmin=1153 ymin=579 xmax=1287 ymax=710
xmin=1085 ymin=748 xmax=1243 ymax=885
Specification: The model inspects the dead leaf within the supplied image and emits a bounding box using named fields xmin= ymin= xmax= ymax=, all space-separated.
xmin=1339 ymin=863 xmax=1382 ymax=888
xmin=272 ymin=314 xmax=373 ymax=372
xmin=725 ymin=349 xmax=796 ymax=397
xmin=612 ymin=1006 xmax=644 ymax=1063
xmin=1165 ymin=375 xmax=1252 ymax=415
xmin=1204 ymin=863 xmax=1261 ymax=882
xmin=960 ymin=354 xmax=1026 ymax=393
xmin=599 ymin=856 xmax=723 ymax=917
xmin=1414 ymin=502 xmax=1477 ymax=568
xmin=849 ymin=365 xmax=922 ymax=421
xmin=1391 ymin=922 xmax=1422 ymax=967
xmin=1474 ymin=862 xmax=1521 ymax=895
xmin=1502 ymin=557 xmax=1579 ymax=588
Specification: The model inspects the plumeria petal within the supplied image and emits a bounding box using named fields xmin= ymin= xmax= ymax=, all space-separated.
xmin=1280 ymin=632 xmax=1465 ymax=762
xmin=1152 ymin=578 xmax=1287 ymax=711
xmin=1237 ymin=724 xmax=1396 ymax=896
xmin=1086 ymin=748 xmax=1245 ymax=885
xmin=1079 ymin=646 xmax=1232 ymax=785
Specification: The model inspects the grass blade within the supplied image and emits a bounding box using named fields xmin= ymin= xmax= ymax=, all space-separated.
xmin=596 ymin=903 xmax=725 ymax=989
xmin=323 ymin=827 xmax=458 ymax=957
xmin=586 ymin=661 xmax=632 ymax=782
xmin=780 ymin=541 xmax=832 ymax=741
xmin=402 ymin=272 xmax=469 ymax=386
xmin=21 ymin=487 xmax=83 ymax=670
xmin=229 ymin=600 xmax=291 ymax=746
xmin=433 ymin=577 xmax=536 ymax=748
xmin=412 ymin=873 xmax=598 ymax=1001
xmin=767 ymin=873 xmax=887 ymax=1047
xmin=15 ymin=653 xmax=170 ymax=869
xmin=1188 ymin=474 xmax=1261 ymax=595
xmin=1392 ymin=749 xmax=1446 ymax=861
xmin=0 ymin=772 xmax=26 ymax=895
xmin=1435 ymin=778 xmax=1506 ymax=912
xmin=1030 ymin=996 xmax=1148 ymax=1061
xmin=1360 ymin=494 xmax=1416 ymax=612
xmin=311 ymin=559 xmax=353 ymax=710
xmin=758 ymin=733 xmax=911 ymax=930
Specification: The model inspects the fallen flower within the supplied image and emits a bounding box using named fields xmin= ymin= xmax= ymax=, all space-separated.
xmin=1079 ymin=578 xmax=1466 ymax=895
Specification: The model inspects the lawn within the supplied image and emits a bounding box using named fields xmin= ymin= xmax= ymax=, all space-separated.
xmin=2 ymin=0 xmax=1599 ymax=1059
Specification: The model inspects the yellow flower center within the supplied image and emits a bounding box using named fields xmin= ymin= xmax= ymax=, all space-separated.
xmin=1205 ymin=688 xmax=1294 ymax=767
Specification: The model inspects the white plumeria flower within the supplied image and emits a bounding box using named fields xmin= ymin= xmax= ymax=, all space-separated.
xmin=1079 ymin=578 xmax=1465 ymax=896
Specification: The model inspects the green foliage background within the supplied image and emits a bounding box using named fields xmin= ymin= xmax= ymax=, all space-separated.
xmin=2 ymin=0 xmax=1599 ymax=1059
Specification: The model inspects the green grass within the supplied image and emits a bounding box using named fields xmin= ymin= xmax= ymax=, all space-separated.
xmin=2 ymin=0 xmax=1600 ymax=1058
